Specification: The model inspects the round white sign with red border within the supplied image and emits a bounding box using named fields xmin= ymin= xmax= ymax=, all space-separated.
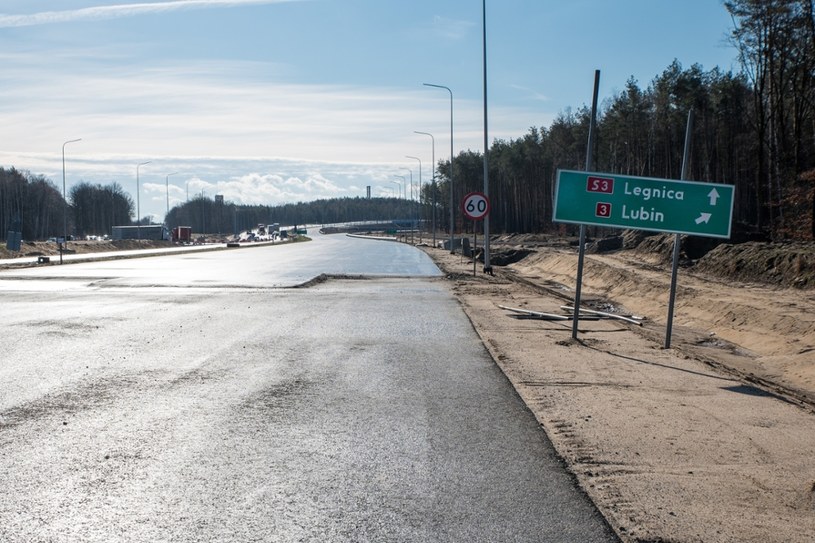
xmin=462 ymin=192 xmax=490 ymax=220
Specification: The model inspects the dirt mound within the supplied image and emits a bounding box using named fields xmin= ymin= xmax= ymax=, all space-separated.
xmin=695 ymin=241 xmax=815 ymax=288
xmin=0 ymin=239 xmax=175 ymax=259
xmin=497 ymin=243 xmax=815 ymax=406
xmin=107 ymin=240 xmax=175 ymax=252
xmin=489 ymin=248 xmax=534 ymax=266
xmin=517 ymin=232 xmax=815 ymax=290
xmin=630 ymin=235 xmax=815 ymax=288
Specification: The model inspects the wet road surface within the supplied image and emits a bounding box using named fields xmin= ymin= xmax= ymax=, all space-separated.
xmin=0 ymin=235 xmax=616 ymax=542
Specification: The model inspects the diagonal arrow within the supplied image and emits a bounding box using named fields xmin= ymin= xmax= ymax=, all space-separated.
xmin=695 ymin=212 xmax=712 ymax=225
xmin=708 ymin=188 xmax=720 ymax=206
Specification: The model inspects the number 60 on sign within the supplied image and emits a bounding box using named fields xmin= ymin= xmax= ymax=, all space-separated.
xmin=462 ymin=192 xmax=490 ymax=220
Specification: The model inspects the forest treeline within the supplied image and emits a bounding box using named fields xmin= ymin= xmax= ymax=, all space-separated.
xmin=0 ymin=167 xmax=135 ymax=241
xmin=427 ymin=0 xmax=815 ymax=241
xmin=2 ymin=1 xmax=814 ymax=241
xmin=165 ymin=195 xmax=418 ymax=234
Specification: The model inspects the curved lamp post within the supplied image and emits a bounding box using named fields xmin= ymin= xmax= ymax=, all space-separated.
xmin=165 ymin=172 xmax=178 ymax=220
xmin=401 ymin=168 xmax=413 ymax=201
xmin=414 ymin=131 xmax=436 ymax=245
xmin=423 ymin=83 xmax=455 ymax=253
xmin=136 ymin=161 xmax=151 ymax=240
xmin=402 ymin=167 xmax=414 ymax=244
xmin=405 ymin=156 xmax=422 ymax=198
xmin=402 ymin=167 xmax=413 ymax=200
xmin=406 ymin=155 xmax=422 ymax=242
xmin=394 ymin=175 xmax=406 ymax=199
xmin=61 ymin=138 xmax=81 ymax=264
xmin=390 ymin=179 xmax=402 ymax=199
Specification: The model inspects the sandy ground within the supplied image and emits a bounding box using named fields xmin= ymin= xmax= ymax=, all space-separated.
xmin=422 ymin=244 xmax=815 ymax=543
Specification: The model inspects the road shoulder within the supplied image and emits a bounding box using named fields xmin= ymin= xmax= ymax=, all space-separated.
xmin=424 ymin=246 xmax=815 ymax=543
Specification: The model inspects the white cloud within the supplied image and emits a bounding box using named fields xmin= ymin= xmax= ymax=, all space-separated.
xmin=0 ymin=51 xmax=514 ymax=162
xmin=0 ymin=30 xmax=556 ymax=220
xmin=509 ymin=84 xmax=551 ymax=103
xmin=0 ymin=0 xmax=305 ymax=28
xmin=0 ymin=69 xmax=553 ymax=220
xmin=429 ymin=15 xmax=476 ymax=41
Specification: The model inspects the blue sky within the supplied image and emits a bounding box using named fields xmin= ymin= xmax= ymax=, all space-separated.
xmin=0 ymin=0 xmax=738 ymax=222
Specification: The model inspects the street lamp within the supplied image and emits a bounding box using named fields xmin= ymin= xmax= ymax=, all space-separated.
xmin=423 ymin=83 xmax=455 ymax=253
xmin=136 ymin=161 xmax=151 ymax=240
xmin=402 ymin=167 xmax=413 ymax=200
xmin=402 ymin=167 xmax=414 ymax=244
xmin=415 ymin=131 xmax=436 ymax=245
xmin=406 ymin=155 xmax=422 ymax=242
xmin=165 ymin=172 xmax=178 ymax=220
xmin=481 ymin=0 xmax=492 ymax=273
xmin=390 ymin=179 xmax=401 ymax=199
xmin=394 ymin=175 xmax=406 ymax=199
xmin=405 ymin=156 xmax=421 ymax=197
xmin=61 ymin=138 xmax=81 ymax=265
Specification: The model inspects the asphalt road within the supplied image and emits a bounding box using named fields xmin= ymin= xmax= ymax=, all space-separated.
xmin=0 ymin=234 xmax=617 ymax=542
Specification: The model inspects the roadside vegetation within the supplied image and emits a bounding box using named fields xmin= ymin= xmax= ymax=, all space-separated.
xmin=431 ymin=1 xmax=815 ymax=242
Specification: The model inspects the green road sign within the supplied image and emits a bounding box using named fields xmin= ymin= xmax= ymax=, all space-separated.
xmin=554 ymin=169 xmax=735 ymax=238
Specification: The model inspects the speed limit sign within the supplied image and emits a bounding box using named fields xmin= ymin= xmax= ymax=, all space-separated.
xmin=462 ymin=192 xmax=490 ymax=220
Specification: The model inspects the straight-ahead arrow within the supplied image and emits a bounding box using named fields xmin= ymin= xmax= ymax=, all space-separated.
xmin=708 ymin=188 xmax=720 ymax=206
xmin=695 ymin=212 xmax=712 ymax=225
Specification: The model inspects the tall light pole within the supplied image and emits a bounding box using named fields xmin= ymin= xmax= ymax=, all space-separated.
xmin=402 ymin=167 xmax=414 ymax=244
xmin=165 ymin=172 xmax=178 ymax=221
xmin=136 ymin=161 xmax=151 ymax=240
xmin=402 ymin=167 xmax=413 ymax=200
xmin=481 ymin=0 xmax=492 ymax=273
xmin=405 ymin=156 xmax=422 ymax=198
xmin=61 ymin=138 xmax=81 ymax=265
xmin=406 ymin=155 xmax=422 ymax=241
xmin=423 ymin=83 xmax=454 ymax=253
xmin=415 ymin=131 xmax=436 ymax=245
xmin=390 ymin=179 xmax=401 ymax=199
xmin=394 ymin=175 xmax=406 ymax=199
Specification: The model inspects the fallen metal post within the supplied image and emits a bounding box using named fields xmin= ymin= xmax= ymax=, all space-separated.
xmin=561 ymin=306 xmax=644 ymax=326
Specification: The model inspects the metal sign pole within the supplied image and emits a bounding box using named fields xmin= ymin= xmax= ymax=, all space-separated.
xmin=665 ymin=109 xmax=694 ymax=349
xmin=571 ymin=69 xmax=600 ymax=340
xmin=473 ymin=220 xmax=477 ymax=277
xmin=461 ymin=192 xmax=489 ymax=276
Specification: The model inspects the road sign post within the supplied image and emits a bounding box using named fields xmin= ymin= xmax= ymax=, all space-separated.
xmin=462 ymin=192 xmax=490 ymax=276
xmin=554 ymin=170 xmax=735 ymax=239
xmin=554 ymin=165 xmax=736 ymax=348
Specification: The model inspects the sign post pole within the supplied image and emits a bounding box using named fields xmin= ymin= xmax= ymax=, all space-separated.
xmin=554 ymin=115 xmax=737 ymax=351
xmin=572 ymin=70 xmax=601 ymax=340
xmin=665 ymin=109 xmax=694 ymax=348
xmin=473 ymin=220 xmax=477 ymax=277
xmin=461 ymin=192 xmax=490 ymax=277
